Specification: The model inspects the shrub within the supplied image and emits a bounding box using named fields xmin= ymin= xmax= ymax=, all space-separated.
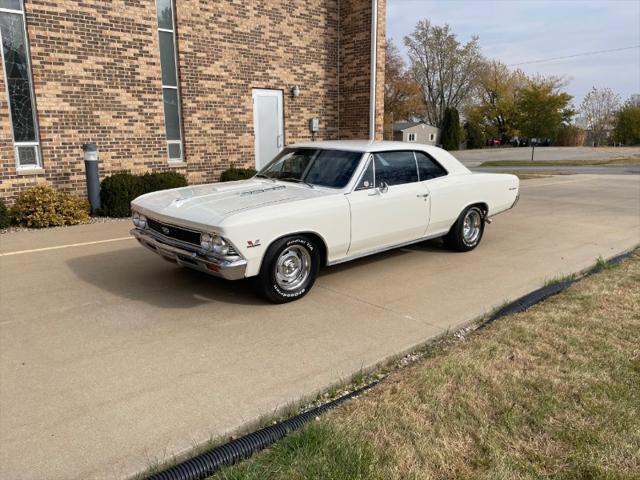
xmin=464 ymin=121 xmax=485 ymax=149
xmin=142 ymin=171 xmax=188 ymax=192
xmin=10 ymin=185 xmax=89 ymax=228
xmin=100 ymin=171 xmax=188 ymax=217
xmin=100 ymin=172 xmax=145 ymax=218
xmin=555 ymin=124 xmax=585 ymax=146
xmin=220 ymin=167 xmax=256 ymax=182
xmin=0 ymin=198 xmax=9 ymax=229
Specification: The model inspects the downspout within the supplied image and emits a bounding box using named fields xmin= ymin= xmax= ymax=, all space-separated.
xmin=369 ymin=0 xmax=378 ymax=141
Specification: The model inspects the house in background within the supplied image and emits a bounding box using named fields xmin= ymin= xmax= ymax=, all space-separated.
xmin=0 ymin=0 xmax=386 ymax=202
xmin=392 ymin=121 xmax=440 ymax=145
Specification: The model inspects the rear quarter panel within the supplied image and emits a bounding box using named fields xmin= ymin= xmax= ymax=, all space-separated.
xmin=426 ymin=173 xmax=519 ymax=235
xmin=220 ymin=194 xmax=351 ymax=277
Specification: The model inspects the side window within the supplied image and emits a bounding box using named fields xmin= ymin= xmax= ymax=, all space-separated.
xmin=415 ymin=151 xmax=447 ymax=181
xmin=407 ymin=133 xmax=416 ymax=142
xmin=355 ymin=158 xmax=374 ymax=190
xmin=374 ymin=151 xmax=418 ymax=187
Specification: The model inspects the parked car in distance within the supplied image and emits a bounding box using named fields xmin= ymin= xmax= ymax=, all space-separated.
xmin=131 ymin=141 xmax=519 ymax=303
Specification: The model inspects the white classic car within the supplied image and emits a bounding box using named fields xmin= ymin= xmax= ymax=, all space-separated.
xmin=131 ymin=141 xmax=519 ymax=302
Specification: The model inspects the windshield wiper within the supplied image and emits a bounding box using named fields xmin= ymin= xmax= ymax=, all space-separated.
xmin=278 ymin=177 xmax=315 ymax=188
xmin=255 ymin=173 xmax=276 ymax=182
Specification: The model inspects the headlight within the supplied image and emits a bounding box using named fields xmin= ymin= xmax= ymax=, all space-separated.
xmin=200 ymin=233 xmax=231 ymax=255
xmin=201 ymin=233 xmax=214 ymax=250
xmin=212 ymin=236 xmax=229 ymax=256
xmin=132 ymin=212 xmax=147 ymax=229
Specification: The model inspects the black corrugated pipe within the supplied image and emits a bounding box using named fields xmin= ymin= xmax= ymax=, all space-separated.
xmin=146 ymin=249 xmax=636 ymax=480
xmin=146 ymin=381 xmax=378 ymax=480
xmin=480 ymin=250 xmax=634 ymax=328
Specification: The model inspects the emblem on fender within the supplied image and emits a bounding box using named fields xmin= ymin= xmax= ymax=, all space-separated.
xmin=247 ymin=239 xmax=261 ymax=248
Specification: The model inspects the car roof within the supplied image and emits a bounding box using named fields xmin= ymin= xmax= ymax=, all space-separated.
xmin=289 ymin=140 xmax=438 ymax=153
xmin=287 ymin=140 xmax=470 ymax=175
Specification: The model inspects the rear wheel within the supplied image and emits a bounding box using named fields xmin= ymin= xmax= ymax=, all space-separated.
xmin=443 ymin=205 xmax=485 ymax=252
xmin=256 ymin=235 xmax=320 ymax=303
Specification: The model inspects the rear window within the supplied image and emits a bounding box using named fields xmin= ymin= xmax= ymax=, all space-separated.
xmin=415 ymin=151 xmax=447 ymax=180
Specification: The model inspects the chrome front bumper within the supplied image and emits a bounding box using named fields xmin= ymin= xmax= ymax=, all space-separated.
xmin=131 ymin=228 xmax=247 ymax=280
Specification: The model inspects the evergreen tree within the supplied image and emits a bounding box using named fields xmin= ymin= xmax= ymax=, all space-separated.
xmin=464 ymin=121 xmax=484 ymax=149
xmin=441 ymin=107 xmax=461 ymax=150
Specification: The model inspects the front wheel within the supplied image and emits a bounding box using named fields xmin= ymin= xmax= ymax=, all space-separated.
xmin=256 ymin=235 xmax=320 ymax=303
xmin=443 ymin=205 xmax=485 ymax=252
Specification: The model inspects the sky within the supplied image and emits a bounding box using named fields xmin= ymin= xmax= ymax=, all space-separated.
xmin=386 ymin=0 xmax=640 ymax=107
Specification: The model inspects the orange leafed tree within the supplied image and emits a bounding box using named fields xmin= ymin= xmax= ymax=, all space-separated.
xmin=384 ymin=40 xmax=423 ymax=139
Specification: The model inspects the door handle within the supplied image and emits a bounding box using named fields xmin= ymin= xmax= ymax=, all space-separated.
xmin=416 ymin=193 xmax=429 ymax=198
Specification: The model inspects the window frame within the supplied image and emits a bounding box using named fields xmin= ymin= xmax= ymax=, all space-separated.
xmin=352 ymin=149 xmax=448 ymax=192
xmin=407 ymin=132 xmax=416 ymax=142
xmin=413 ymin=150 xmax=448 ymax=181
xmin=0 ymin=0 xmax=43 ymax=171
xmin=156 ymin=0 xmax=184 ymax=163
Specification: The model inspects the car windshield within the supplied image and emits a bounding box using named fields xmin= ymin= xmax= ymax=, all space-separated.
xmin=257 ymin=148 xmax=363 ymax=189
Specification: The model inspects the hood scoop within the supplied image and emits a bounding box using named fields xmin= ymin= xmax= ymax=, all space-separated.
xmin=239 ymin=185 xmax=287 ymax=197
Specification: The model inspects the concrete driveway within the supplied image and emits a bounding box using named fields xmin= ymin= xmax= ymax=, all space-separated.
xmin=1 ymin=174 xmax=639 ymax=480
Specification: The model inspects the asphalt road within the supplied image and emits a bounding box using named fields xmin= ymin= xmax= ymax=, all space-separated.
xmin=453 ymin=146 xmax=640 ymax=167
xmin=472 ymin=165 xmax=640 ymax=175
xmin=1 ymin=175 xmax=639 ymax=480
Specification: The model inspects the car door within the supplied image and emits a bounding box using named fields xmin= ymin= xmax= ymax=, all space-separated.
xmin=346 ymin=151 xmax=430 ymax=255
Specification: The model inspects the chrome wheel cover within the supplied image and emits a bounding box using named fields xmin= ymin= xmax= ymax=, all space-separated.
xmin=275 ymin=245 xmax=311 ymax=291
xmin=462 ymin=209 xmax=482 ymax=244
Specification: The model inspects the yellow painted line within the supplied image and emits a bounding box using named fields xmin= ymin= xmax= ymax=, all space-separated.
xmin=0 ymin=237 xmax=134 ymax=257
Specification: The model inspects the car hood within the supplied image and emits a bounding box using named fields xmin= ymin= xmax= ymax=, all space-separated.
xmin=131 ymin=179 xmax=330 ymax=227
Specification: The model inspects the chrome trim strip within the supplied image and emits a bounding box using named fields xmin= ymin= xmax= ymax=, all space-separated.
xmin=131 ymin=228 xmax=247 ymax=280
xmin=136 ymin=213 xmax=243 ymax=258
xmin=327 ymin=232 xmax=445 ymax=266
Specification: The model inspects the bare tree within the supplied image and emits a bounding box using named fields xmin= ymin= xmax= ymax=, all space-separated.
xmin=384 ymin=40 xmax=423 ymax=139
xmin=580 ymin=87 xmax=621 ymax=146
xmin=404 ymin=20 xmax=482 ymax=128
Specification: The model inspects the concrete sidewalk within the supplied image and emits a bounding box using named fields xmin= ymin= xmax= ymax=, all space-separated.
xmin=1 ymin=175 xmax=639 ymax=480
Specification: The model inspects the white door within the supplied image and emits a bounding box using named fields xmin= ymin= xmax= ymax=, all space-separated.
xmin=346 ymin=152 xmax=430 ymax=255
xmin=252 ymin=89 xmax=284 ymax=169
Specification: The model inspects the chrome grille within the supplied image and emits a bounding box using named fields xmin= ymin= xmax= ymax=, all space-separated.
xmin=147 ymin=218 xmax=200 ymax=246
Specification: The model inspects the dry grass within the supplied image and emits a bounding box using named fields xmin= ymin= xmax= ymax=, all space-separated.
xmin=500 ymin=170 xmax=576 ymax=180
xmin=214 ymin=252 xmax=640 ymax=480
xmin=480 ymin=158 xmax=640 ymax=167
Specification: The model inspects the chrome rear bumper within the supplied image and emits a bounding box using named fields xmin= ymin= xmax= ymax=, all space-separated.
xmin=131 ymin=228 xmax=247 ymax=280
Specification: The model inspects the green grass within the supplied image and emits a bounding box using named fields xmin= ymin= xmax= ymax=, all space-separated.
xmin=479 ymin=158 xmax=640 ymax=167
xmin=212 ymin=251 xmax=640 ymax=480
xmin=544 ymin=271 xmax=578 ymax=286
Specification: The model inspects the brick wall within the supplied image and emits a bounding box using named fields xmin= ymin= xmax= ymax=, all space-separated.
xmin=339 ymin=0 xmax=385 ymax=141
xmin=175 ymin=0 xmax=341 ymax=186
xmin=0 ymin=0 xmax=385 ymax=202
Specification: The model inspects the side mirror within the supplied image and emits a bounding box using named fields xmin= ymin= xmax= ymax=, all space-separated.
xmin=377 ymin=181 xmax=389 ymax=194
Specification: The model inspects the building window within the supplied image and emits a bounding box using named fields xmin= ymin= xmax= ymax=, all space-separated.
xmin=156 ymin=0 xmax=183 ymax=162
xmin=407 ymin=133 xmax=416 ymax=142
xmin=0 ymin=0 xmax=41 ymax=169
xmin=429 ymin=133 xmax=435 ymax=142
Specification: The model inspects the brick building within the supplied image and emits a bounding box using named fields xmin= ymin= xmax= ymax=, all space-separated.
xmin=0 ymin=0 xmax=385 ymax=202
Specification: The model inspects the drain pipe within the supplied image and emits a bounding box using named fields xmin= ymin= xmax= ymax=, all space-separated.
xmin=369 ymin=0 xmax=378 ymax=141
xmin=146 ymin=382 xmax=378 ymax=480
xmin=145 ymin=248 xmax=636 ymax=480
